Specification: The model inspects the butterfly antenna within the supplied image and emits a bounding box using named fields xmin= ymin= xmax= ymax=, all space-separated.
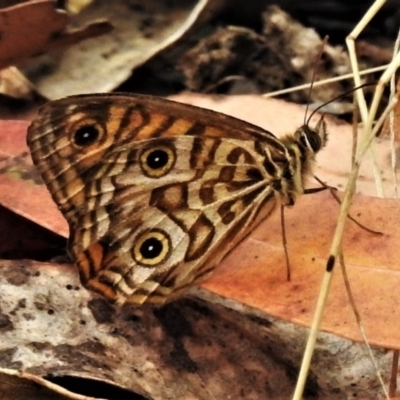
xmin=304 ymin=36 xmax=329 ymax=126
xmin=306 ymin=81 xmax=376 ymax=127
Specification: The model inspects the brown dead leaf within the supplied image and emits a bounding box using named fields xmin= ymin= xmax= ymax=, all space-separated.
xmin=0 ymin=261 xmax=295 ymax=399
xmin=202 ymin=190 xmax=400 ymax=349
xmin=0 ymin=119 xmax=68 ymax=235
xmin=0 ymin=368 xmax=102 ymax=399
xmin=356 ymin=40 xmax=394 ymax=66
xmin=0 ymin=0 xmax=112 ymax=70
xmin=179 ymin=6 xmax=353 ymax=104
xmin=22 ymin=0 xmax=226 ymax=99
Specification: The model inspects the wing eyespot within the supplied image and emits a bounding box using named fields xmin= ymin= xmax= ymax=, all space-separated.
xmin=74 ymin=125 xmax=100 ymax=146
xmin=69 ymin=118 xmax=106 ymax=148
xmin=139 ymin=144 xmax=176 ymax=178
xmin=133 ymin=229 xmax=171 ymax=266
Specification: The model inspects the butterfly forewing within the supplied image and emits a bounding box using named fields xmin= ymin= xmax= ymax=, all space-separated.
xmin=27 ymin=93 xmax=326 ymax=304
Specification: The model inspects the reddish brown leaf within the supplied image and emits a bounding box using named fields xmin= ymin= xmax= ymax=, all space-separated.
xmin=0 ymin=0 xmax=112 ymax=69
xmin=204 ymin=190 xmax=400 ymax=348
xmin=1 ymin=94 xmax=398 ymax=350
xmin=0 ymin=119 xmax=67 ymax=236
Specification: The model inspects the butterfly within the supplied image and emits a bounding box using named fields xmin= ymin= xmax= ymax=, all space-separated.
xmin=27 ymin=93 xmax=327 ymax=305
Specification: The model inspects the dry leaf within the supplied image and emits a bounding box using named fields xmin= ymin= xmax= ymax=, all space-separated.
xmin=0 ymin=260 xmax=295 ymax=399
xmin=0 ymin=119 xmax=69 ymax=234
xmin=22 ymin=0 xmax=226 ymax=99
xmin=0 ymin=67 xmax=36 ymax=100
xmin=179 ymin=6 xmax=353 ymax=103
xmin=0 ymin=0 xmax=112 ymax=69
xmin=0 ymin=368 xmax=102 ymax=400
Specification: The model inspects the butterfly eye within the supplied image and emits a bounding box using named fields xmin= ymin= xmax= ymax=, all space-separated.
xmin=300 ymin=127 xmax=321 ymax=153
xmin=73 ymin=124 xmax=101 ymax=147
xmin=140 ymin=145 xmax=176 ymax=178
xmin=133 ymin=230 xmax=171 ymax=266
xmin=305 ymin=131 xmax=321 ymax=152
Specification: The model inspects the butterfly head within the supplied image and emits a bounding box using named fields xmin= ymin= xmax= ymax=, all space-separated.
xmin=292 ymin=116 xmax=328 ymax=177
xmin=296 ymin=115 xmax=327 ymax=155
xmin=277 ymin=115 xmax=327 ymax=204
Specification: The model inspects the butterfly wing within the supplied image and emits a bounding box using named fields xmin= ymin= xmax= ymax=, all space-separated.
xmin=27 ymin=94 xmax=288 ymax=304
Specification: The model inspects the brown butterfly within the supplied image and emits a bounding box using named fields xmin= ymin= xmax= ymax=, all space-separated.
xmin=27 ymin=93 xmax=327 ymax=304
